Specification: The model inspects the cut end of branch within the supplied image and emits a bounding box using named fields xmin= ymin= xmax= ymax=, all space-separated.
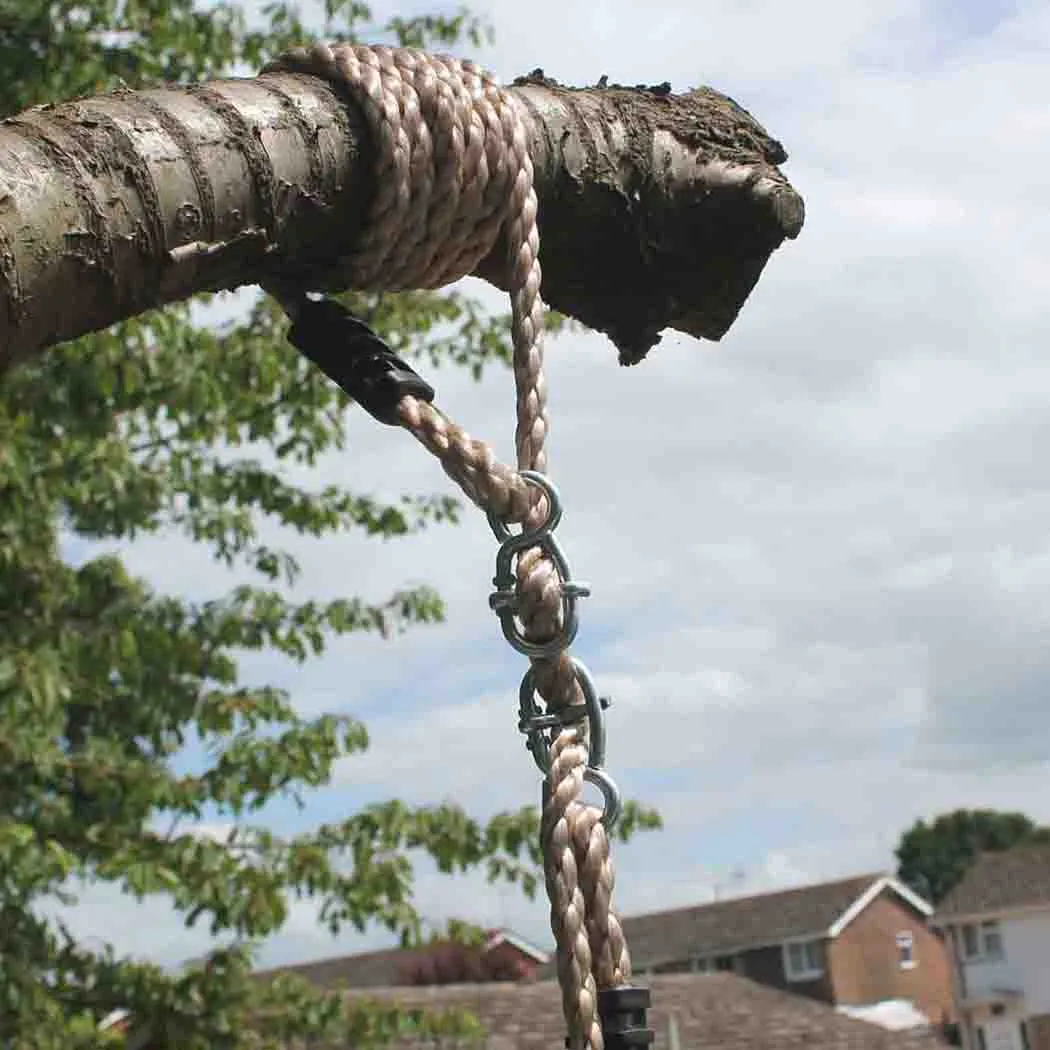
xmin=501 ymin=78 xmax=806 ymax=365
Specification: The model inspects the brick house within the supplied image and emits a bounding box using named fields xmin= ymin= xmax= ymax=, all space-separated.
xmin=593 ymin=873 xmax=955 ymax=1026
xmin=256 ymin=927 xmax=550 ymax=989
xmin=933 ymin=844 xmax=1050 ymax=1050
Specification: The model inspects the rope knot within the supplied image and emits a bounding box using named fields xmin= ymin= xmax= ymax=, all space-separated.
xmin=262 ymin=43 xmax=536 ymax=296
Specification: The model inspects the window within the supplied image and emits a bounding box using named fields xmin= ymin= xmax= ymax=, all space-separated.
xmin=783 ymin=939 xmax=824 ymax=981
xmin=962 ymin=924 xmax=980 ymax=958
xmin=975 ymin=1026 xmax=987 ymax=1050
xmin=960 ymin=921 xmax=1005 ymax=962
xmin=896 ymin=931 xmax=916 ymax=969
xmin=983 ymin=922 xmax=1004 ymax=959
xmin=691 ymin=955 xmax=738 ymax=974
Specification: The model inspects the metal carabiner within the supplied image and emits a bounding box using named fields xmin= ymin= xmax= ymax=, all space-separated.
xmin=517 ymin=658 xmax=607 ymax=774
xmin=517 ymin=658 xmax=621 ymax=828
xmin=488 ymin=471 xmax=590 ymax=659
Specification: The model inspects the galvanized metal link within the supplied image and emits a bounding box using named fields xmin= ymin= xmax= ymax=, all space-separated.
xmin=488 ymin=471 xmax=622 ymax=830
xmin=518 ymin=659 xmax=622 ymax=830
xmin=487 ymin=471 xmax=591 ymax=659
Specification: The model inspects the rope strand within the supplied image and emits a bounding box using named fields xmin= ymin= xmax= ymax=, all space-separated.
xmin=262 ymin=44 xmax=630 ymax=1047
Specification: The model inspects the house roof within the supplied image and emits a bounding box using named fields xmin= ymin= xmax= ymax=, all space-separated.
xmin=255 ymin=928 xmax=548 ymax=989
xmin=536 ymin=873 xmax=929 ymax=972
xmin=935 ymin=844 xmax=1050 ymax=920
xmin=483 ymin=929 xmax=550 ymax=962
xmin=340 ymin=973 xmax=947 ymax=1050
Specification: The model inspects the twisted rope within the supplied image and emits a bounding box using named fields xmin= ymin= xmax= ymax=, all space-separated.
xmin=262 ymin=42 xmax=629 ymax=1048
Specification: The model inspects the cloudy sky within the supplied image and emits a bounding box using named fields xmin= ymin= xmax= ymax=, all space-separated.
xmin=57 ymin=0 xmax=1050 ymax=969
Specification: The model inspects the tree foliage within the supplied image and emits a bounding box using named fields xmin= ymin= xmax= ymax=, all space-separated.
xmin=895 ymin=808 xmax=1050 ymax=905
xmin=0 ymin=3 xmax=661 ymax=1046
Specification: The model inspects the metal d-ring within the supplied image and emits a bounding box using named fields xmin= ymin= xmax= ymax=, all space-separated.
xmin=486 ymin=469 xmax=562 ymax=547
xmin=584 ymin=766 xmax=623 ymax=831
xmin=540 ymin=767 xmax=622 ymax=832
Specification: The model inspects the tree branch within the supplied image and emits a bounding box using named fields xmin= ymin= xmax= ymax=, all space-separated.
xmin=0 ymin=67 xmax=803 ymax=374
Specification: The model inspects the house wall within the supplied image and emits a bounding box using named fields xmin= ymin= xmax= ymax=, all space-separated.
xmin=484 ymin=940 xmax=543 ymax=981
xmin=737 ymin=943 xmax=833 ymax=1004
xmin=955 ymin=911 xmax=1050 ymax=1012
xmin=827 ymin=890 xmax=955 ymax=1023
xmin=1026 ymin=1014 xmax=1050 ymax=1050
xmin=943 ymin=927 xmax=978 ymax=1050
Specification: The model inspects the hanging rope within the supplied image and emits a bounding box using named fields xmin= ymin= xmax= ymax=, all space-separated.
xmin=261 ymin=43 xmax=633 ymax=1050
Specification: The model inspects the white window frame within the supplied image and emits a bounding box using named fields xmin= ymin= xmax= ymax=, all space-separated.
xmin=782 ymin=937 xmax=824 ymax=982
xmin=896 ymin=931 xmax=917 ymax=970
xmin=960 ymin=920 xmax=1005 ymax=963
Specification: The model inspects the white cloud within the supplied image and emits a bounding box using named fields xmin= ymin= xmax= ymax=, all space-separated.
xmin=51 ymin=0 xmax=1050 ymax=970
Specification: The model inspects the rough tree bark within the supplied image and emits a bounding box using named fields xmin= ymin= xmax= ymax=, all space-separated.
xmin=0 ymin=66 xmax=803 ymax=374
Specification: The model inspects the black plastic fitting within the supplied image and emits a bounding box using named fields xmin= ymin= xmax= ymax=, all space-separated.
xmin=286 ymin=296 xmax=435 ymax=425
